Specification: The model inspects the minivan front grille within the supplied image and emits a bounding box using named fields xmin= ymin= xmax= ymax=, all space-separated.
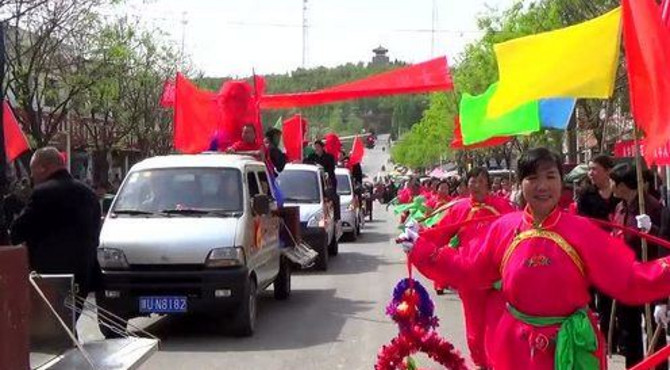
xmin=128 ymin=264 xmax=205 ymax=272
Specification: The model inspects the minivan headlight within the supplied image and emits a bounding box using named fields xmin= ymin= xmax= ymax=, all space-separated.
xmin=307 ymin=211 xmax=325 ymax=227
xmin=98 ymin=248 xmax=129 ymax=270
xmin=206 ymin=247 xmax=245 ymax=268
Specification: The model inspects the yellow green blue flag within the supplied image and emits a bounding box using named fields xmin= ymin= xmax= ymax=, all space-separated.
xmin=487 ymin=7 xmax=622 ymax=118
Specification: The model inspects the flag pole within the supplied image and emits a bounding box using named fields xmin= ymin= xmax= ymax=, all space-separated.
xmin=633 ymin=124 xmax=655 ymax=350
xmin=0 ymin=22 xmax=9 ymax=245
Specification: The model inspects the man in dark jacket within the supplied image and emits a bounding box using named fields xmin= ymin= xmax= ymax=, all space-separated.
xmin=265 ymin=128 xmax=287 ymax=173
xmin=305 ymin=140 xmax=340 ymax=220
xmin=10 ymin=147 xmax=102 ymax=301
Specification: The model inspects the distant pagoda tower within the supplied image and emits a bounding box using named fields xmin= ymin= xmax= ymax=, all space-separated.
xmin=372 ymin=45 xmax=390 ymax=66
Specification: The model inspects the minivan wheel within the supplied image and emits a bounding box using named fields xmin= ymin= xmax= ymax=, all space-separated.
xmin=233 ymin=278 xmax=257 ymax=337
xmin=315 ymin=241 xmax=329 ymax=271
xmin=328 ymin=232 xmax=339 ymax=256
xmin=274 ymin=258 xmax=291 ymax=300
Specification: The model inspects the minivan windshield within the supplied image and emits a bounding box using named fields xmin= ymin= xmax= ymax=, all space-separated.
xmin=277 ymin=170 xmax=320 ymax=204
xmin=112 ymin=168 xmax=243 ymax=216
xmin=336 ymin=174 xmax=352 ymax=195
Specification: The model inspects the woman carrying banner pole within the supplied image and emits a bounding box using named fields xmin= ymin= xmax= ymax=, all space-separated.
xmin=404 ymin=147 xmax=670 ymax=370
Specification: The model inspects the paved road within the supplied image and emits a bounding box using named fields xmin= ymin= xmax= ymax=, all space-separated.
xmin=76 ymin=137 xmax=626 ymax=369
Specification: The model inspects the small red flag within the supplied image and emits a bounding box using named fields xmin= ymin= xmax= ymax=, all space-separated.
xmin=3 ymin=101 xmax=30 ymax=162
xmin=324 ymin=133 xmax=342 ymax=161
xmin=159 ymin=80 xmax=176 ymax=107
xmin=450 ymin=116 xmax=510 ymax=150
xmin=622 ymin=0 xmax=670 ymax=164
xmin=282 ymin=115 xmax=306 ymax=162
xmin=349 ymin=136 xmax=365 ymax=166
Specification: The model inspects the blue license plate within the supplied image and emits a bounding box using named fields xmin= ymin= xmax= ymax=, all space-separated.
xmin=139 ymin=296 xmax=187 ymax=313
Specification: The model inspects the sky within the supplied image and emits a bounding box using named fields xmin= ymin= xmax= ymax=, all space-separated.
xmin=112 ymin=0 xmax=518 ymax=77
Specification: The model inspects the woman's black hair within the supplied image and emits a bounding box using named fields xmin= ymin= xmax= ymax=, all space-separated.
xmin=517 ymin=147 xmax=564 ymax=181
xmin=590 ymin=154 xmax=615 ymax=170
xmin=466 ymin=167 xmax=491 ymax=188
xmin=610 ymin=162 xmax=638 ymax=190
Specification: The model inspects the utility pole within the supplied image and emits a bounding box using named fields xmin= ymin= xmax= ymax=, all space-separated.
xmin=431 ymin=0 xmax=437 ymax=57
xmin=302 ymin=0 xmax=308 ymax=67
xmin=180 ymin=11 xmax=188 ymax=70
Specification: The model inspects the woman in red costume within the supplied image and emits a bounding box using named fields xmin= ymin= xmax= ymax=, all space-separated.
xmin=425 ymin=180 xmax=452 ymax=211
xmin=409 ymin=148 xmax=670 ymax=370
xmin=417 ymin=167 xmax=515 ymax=368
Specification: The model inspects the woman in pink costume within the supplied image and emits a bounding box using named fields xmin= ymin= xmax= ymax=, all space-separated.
xmin=415 ymin=167 xmax=515 ymax=368
xmin=410 ymin=148 xmax=670 ymax=370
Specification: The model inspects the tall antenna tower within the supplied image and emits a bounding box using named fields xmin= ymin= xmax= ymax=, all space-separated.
xmin=302 ymin=0 xmax=308 ymax=67
xmin=431 ymin=0 xmax=437 ymax=56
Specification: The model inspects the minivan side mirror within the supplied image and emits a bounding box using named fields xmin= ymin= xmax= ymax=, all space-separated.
xmin=252 ymin=194 xmax=270 ymax=216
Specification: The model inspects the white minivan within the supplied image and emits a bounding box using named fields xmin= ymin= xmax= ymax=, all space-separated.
xmin=277 ymin=163 xmax=339 ymax=271
xmin=96 ymin=154 xmax=290 ymax=337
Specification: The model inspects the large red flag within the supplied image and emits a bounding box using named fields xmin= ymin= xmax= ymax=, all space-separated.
xmin=260 ymin=57 xmax=453 ymax=109
xmin=349 ymin=136 xmax=365 ymax=166
xmin=450 ymin=116 xmax=510 ymax=150
xmin=282 ymin=115 xmax=306 ymax=162
xmin=173 ymin=73 xmax=220 ymax=153
xmin=622 ymin=0 xmax=670 ymax=164
xmin=3 ymin=101 xmax=30 ymax=162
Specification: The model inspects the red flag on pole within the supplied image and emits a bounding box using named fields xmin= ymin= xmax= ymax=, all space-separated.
xmin=349 ymin=136 xmax=365 ymax=166
xmin=324 ymin=133 xmax=342 ymax=161
xmin=622 ymin=0 xmax=670 ymax=164
xmin=159 ymin=80 xmax=176 ymax=107
xmin=173 ymin=73 xmax=219 ymax=153
xmin=450 ymin=116 xmax=510 ymax=150
xmin=282 ymin=115 xmax=306 ymax=162
xmin=260 ymin=57 xmax=453 ymax=109
xmin=2 ymin=101 xmax=30 ymax=162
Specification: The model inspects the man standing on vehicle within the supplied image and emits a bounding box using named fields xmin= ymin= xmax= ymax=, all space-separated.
xmin=10 ymin=147 xmax=102 ymax=322
xmin=265 ymin=128 xmax=286 ymax=173
xmin=305 ymin=140 xmax=340 ymax=221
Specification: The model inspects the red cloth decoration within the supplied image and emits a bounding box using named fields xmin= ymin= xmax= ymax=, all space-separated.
xmin=450 ymin=116 xmax=510 ymax=150
xmin=173 ymin=73 xmax=220 ymax=153
xmin=324 ymin=133 xmax=342 ymax=161
xmin=2 ymin=101 xmax=30 ymax=162
xmin=282 ymin=115 xmax=307 ymax=162
xmin=173 ymin=73 xmax=262 ymax=154
xmin=260 ymin=57 xmax=453 ymax=109
xmin=622 ymin=0 xmax=670 ymax=164
xmin=613 ymin=139 xmax=670 ymax=165
xmin=159 ymin=80 xmax=176 ymax=107
xmin=349 ymin=135 xmax=365 ymax=166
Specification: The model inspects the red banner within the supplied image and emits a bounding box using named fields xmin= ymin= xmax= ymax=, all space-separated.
xmin=260 ymin=57 xmax=453 ymax=109
xmin=613 ymin=139 xmax=670 ymax=165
